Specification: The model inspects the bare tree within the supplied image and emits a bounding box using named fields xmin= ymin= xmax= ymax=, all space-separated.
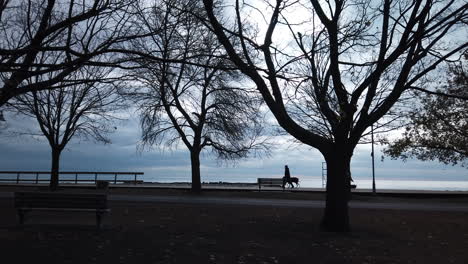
xmin=0 ymin=0 xmax=138 ymax=107
xmin=202 ymin=0 xmax=468 ymax=231
xmin=9 ymin=64 xmax=123 ymax=191
xmin=128 ymin=0 xmax=267 ymax=192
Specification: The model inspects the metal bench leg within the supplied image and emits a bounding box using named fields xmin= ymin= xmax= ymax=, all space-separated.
xmin=18 ymin=210 xmax=24 ymax=225
xmin=96 ymin=212 xmax=102 ymax=229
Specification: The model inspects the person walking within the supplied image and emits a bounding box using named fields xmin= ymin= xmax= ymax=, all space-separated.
xmin=284 ymin=165 xmax=291 ymax=179
xmin=283 ymin=165 xmax=291 ymax=189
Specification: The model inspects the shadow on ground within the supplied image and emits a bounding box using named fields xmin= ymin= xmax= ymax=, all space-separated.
xmin=1 ymin=196 xmax=468 ymax=264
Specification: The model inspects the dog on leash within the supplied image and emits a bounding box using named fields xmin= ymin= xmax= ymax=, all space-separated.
xmin=283 ymin=176 xmax=300 ymax=188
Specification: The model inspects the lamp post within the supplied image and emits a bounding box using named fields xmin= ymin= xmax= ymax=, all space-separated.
xmin=371 ymin=124 xmax=376 ymax=194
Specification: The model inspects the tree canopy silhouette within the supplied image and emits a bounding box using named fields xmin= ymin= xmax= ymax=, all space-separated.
xmin=201 ymin=0 xmax=468 ymax=231
xmin=9 ymin=63 xmax=123 ymax=191
xmin=126 ymin=0 xmax=268 ymax=192
xmin=0 ymin=0 xmax=138 ymax=107
xmin=385 ymin=60 xmax=468 ymax=167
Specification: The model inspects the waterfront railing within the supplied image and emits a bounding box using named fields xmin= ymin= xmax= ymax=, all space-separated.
xmin=0 ymin=171 xmax=144 ymax=185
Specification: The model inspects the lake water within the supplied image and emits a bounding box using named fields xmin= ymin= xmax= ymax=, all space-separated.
xmin=145 ymin=174 xmax=468 ymax=191
xmin=2 ymin=172 xmax=468 ymax=191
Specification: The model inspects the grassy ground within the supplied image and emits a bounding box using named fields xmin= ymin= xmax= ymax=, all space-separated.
xmin=1 ymin=187 xmax=467 ymax=263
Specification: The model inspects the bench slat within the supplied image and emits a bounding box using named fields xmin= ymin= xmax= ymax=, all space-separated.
xmin=17 ymin=207 xmax=110 ymax=212
xmin=15 ymin=197 xmax=108 ymax=209
xmin=257 ymin=178 xmax=284 ymax=190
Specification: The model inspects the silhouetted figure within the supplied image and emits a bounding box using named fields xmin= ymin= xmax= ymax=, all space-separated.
xmin=285 ymin=165 xmax=291 ymax=179
xmin=282 ymin=165 xmax=290 ymax=188
xmin=283 ymin=165 xmax=299 ymax=189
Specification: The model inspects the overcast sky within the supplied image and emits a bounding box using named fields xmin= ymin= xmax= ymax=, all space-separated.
xmin=0 ymin=1 xmax=466 ymax=192
xmin=0 ymin=111 xmax=466 ymax=188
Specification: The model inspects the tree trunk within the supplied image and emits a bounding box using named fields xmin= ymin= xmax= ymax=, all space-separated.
xmin=190 ymin=150 xmax=202 ymax=192
xmin=320 ymin=148 xmax=352 ymax=232
xmin=49 ymin=148 xmax=61 ymax=191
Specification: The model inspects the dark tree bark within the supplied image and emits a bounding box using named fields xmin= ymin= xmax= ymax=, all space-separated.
xmin=49 ymin=147 xmax=62 ymax=191
xmin=321 ymin=146 xmax=353 ymax=232
xmin=190 ymin=149 xmax=202 ymax=192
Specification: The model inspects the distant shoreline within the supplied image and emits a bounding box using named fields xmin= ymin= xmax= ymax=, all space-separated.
xmin=1 ymin=179 xmax=468 ymax=192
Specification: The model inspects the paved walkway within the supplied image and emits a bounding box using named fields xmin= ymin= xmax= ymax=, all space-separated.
xmin=109 ymin=194 xmax=468 ymax=212
xmin=2 ymin=182 xmax=468 ymax=195
xmin=2 ymin=191 xmax=468 ymax=212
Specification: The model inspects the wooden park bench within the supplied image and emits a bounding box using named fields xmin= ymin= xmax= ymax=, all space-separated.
xmin=14 ymin=191 xmax=110 ymax=228
xmin=257 ymin=178 xmax=284 ymax=190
